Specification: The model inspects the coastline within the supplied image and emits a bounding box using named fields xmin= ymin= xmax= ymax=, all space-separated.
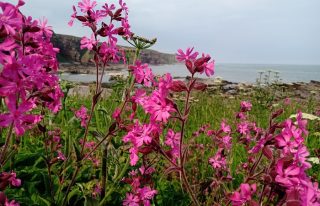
xmin=59 ymin=63 xmax=320 ymax=103
xmin=65 ymin=74 xmax=320 ymax=104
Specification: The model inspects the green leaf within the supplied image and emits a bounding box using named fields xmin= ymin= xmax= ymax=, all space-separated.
xmin=73 ymin=142 xmax=81 ymax=162
xmin=67 ymin=187 xmax=82 ymax=204
xmin=31 ymin=194 xmax=51 ymax=206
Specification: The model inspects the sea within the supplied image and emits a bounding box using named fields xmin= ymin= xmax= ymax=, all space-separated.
xmin=60 ymin=63 xmax=320 ymax=84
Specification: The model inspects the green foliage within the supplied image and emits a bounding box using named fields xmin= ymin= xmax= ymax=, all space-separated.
xmin=2 ymin=80 xmax=319 ymax=205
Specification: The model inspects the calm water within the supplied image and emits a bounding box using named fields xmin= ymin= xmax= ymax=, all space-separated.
xmin=60 ymin=63 xmax=320 ymax=83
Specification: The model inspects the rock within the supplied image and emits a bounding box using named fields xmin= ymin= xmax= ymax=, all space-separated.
xmin=222 ymin=84 xmax=237 ymax=92
xmin=310 ymin=80 xmax=320 ymax=85
xmin=68 ymin=86 xmax=112 ymax=98
xmin=226 ymin=89 xmax=238 ymax=95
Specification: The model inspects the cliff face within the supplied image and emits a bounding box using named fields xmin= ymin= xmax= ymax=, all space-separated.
xmin=51 ymin=33 xmax=177 ymax=65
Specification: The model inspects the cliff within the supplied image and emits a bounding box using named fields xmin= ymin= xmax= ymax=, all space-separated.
xmin=51 ymin=33 xmax=177 ymax=65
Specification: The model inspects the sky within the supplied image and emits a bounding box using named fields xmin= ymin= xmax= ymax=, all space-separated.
xmin=19 ymin=0 xmax=320 ymax=65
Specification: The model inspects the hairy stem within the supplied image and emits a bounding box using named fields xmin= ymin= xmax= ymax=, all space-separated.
xmin=62 ymin=50 xmax=101 ymax=205
xmin=0 ymin=123 xmax=14 ymax=164
xmin=177 ymin=76 xmax=201 ymax=206
xmin=61 ymin=165 xmax=80 ymax=206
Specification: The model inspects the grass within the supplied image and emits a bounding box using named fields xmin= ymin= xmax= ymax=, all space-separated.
xmin=2 ymin=82 xmax=320 ymax=205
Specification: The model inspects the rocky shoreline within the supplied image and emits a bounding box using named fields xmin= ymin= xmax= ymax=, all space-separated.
xmin=65 ymin=73 xmax=320 ymax=103
xmin=196 ymin=78 xmax=320 ymax=102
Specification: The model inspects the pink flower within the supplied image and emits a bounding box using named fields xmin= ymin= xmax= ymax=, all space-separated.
xmin=0 ymin=3 xmax=22 ymax=35
xmin=102 ymin=3 xmax=115 ymax=15
xmin=53 ymin=135 xmax=60 ymax=143
xmin=275 ymin=159 xmax=300 ymax=188
xmin=176 ymin=47 xmax=199 ymax=62
xmin=236 ymin=112 xmax=247 ymax=120
xmin=87 ymin=9 xmax=105 ymax=23
xmin=275 ymin=127 xmax=301 ymax=154
xmin=39 ymin=17 xmax=53 ymax=37
xmin=300 ymin=180 xmax=320 ymax=205
xmin=5 ymin=199 xmax=20 ymax=206
xmin=119 ymin=0 xmax=129 ymax=16
xmin=220 ymin=121 xmax=231 ymax=133
xmin=143 ymin=91 xmax=175 ymax=123
xmin=139 ymin=166 xmax=155 ymax=175
xmin=296 ymin=111 xmax=308 ymax=136
xmin=100 ymin=23 xmax=118 ymax=42
xmin=158 ymin=73 xmax=173 ymax=96
xmin=98 ymin=41 xmax=120 ymax=63
xmin=284 ymin=97 xmax=291 ymax=105
xmin=0 ymin=97 xmax=41 ymax=136
xmin=295 ymin=146 xmax=311 ymax=170
xmin=131 ymin=89 xmax=147 ymax=105
xmin=78 ymin=0 xmax=97 ymax=13
xmin=0 ymin=0 xmax=62 ymax=137
xmin=165 ymin=129 xmax=181 ymax=160
xmin=80 ymin=34 xmax=97 ymax=50
xmin=230 ymin=183 xmax=257 ymax=206
xmin=123 ymin=193 xmax=139 ymax=206
xmin=79 ymin=139 xmax=95 ymax=149
xmin=206 ymin=61 xmax=215 ymax=76
xmin=222 ymin=135 xmax=232 ymax=149
xmin=57 ymin=150 xmax=66 ymax=161
xmin=74 ymin=105 xmax=89 ymax=127
xmin=209 ymin=149 xmax=226 ymax=169
xmin=249 ymin=136 xmax=267 ymax=154
xmin=240 ymin=101 xmax=252 ymax=112
xmin=130 ymin=61 xmax=154 ymax=87
xmin=129 ymin=147 xmax=139 ymax=166
xmin=112 ymin=108 xmax=121 ymax=120
xmin=121 ymin=19 xmax=132 ymax=38
xmin=237 ymin=122 xmax=249 ymax=135
xmin=8 ymin=172 xmax=21 ymax=187
xmin=123 ymin=122 xmax=154 ymax=148
xmin=200 ymin=60 xmax=215 ymax=77
xmin=0 ymin=38 xmax=16 ymax=64
xmin=68 ymin=6 xmax=77 ymax=26
xmin=138 ymin=186 xmax=157 ymax=202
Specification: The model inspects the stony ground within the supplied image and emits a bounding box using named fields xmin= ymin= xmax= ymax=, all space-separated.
xmin=67 ymin=76 xmax=320 ymax=106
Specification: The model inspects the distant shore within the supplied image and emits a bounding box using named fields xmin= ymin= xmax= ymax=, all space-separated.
xmin=59 ymin=63 xmax=127 ymax=74
xmin=59 ymin=62 xmax=320 ymax=83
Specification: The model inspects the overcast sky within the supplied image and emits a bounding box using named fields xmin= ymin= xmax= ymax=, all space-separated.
xmin=20 ymin=0 xmax=320 ymax=65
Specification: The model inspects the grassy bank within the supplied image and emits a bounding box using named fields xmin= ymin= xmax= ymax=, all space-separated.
xmin=2 ymin=81 xmax=319 ymax=205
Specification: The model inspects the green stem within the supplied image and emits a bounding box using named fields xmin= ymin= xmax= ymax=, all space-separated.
xmin=61 ymin=165 xmax=80 ymax=206
xmin=100 ymin=145 xmax=108 ymax=199
xmin=177 ymin=76 xmax=201 ymax=206
xmin=99 ymin=157 xmax=130 ymax=206
xmin=0 ymin=123 xmax=14 ymax=165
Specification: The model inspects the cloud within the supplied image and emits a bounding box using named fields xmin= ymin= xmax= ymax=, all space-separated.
xmin=20 ymin=0 xmax=320 ymax=64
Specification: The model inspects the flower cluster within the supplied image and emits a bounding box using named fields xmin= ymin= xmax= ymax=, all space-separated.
xmin=69 ymin=0 xmax=132 ymax=65
xmin=74 ymin=105 xmax=89 ymax=127
xmin=0 ymin=0 xmax=63 ymax=136
xmin=188 ymin=100 xmax=320 ymax=205
xmin=273 ymin=112 xmax=319 ymax=205
xmin=119 ymin=47 xmax=215 ymax=205
xmin=176 ymin=47 xmax=215 ymax=77
xmin=47 ymin=129 xmax=66 ymax=163
xmin=230 ymin=183 xmax=257 ymax=206
xmin=212 ymin=102 xmax=320 ymax=205
xmin=122 ymin=166 xmax=157 ymax=206
xmin=79 ymin=138 xmax=100 ymax=166
xmin=0 ymin=171 xmax=21 ymax=205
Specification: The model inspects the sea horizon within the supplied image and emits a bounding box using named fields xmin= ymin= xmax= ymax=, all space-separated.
xmin=60 ymin=62 xmax=320 ymax=84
